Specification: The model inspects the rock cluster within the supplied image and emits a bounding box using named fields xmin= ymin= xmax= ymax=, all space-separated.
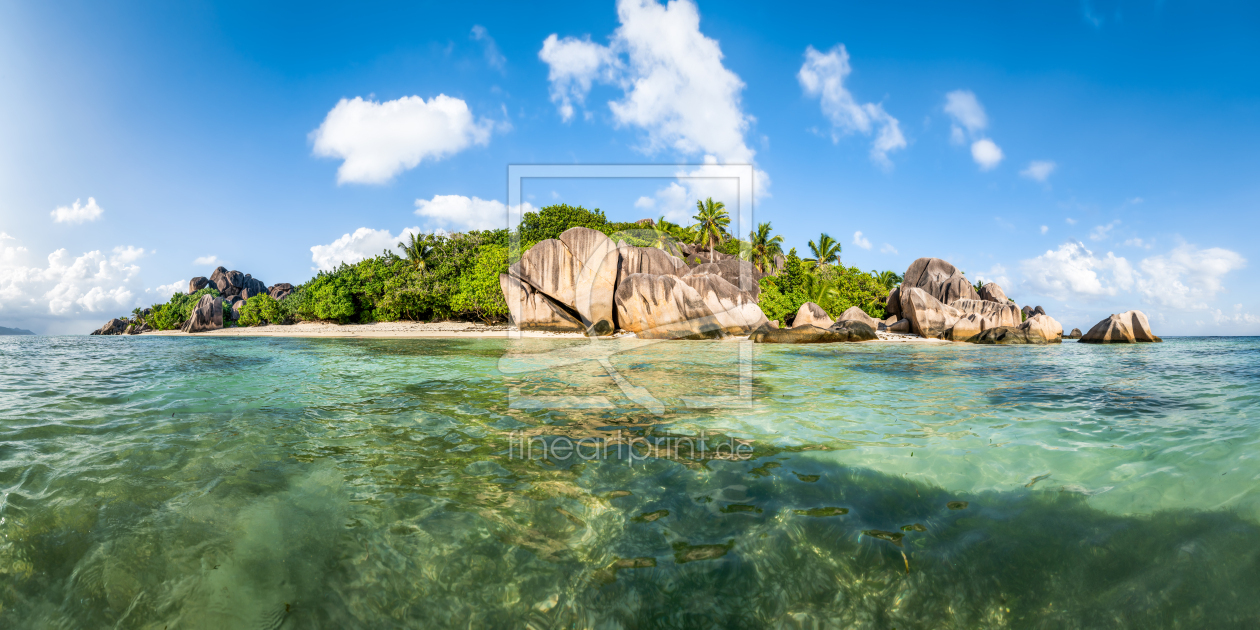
xmin=967 ymin=314 xmax=1065 ymax=345
xmin=1079 ymin=310 xmax=1162 ymax=343
xmin=503 ymin=227 xmax=769 ymax=339
xmin=188 ymin=266 xmax=293 ymax=317
xmin=180 ymin=295 xmax=224 ymax=333
xmin=751 ymin=320 xmax=876 ymax=344
xmin=90 ymin=319 xmax=128 ymax=336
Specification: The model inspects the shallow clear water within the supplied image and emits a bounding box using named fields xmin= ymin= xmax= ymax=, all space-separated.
xmin=1 ymin=335 xmax=1258 ymax=628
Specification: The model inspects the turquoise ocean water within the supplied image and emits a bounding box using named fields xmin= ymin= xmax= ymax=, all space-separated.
xmin=1 ymin=335 xmax=1258 ymax=628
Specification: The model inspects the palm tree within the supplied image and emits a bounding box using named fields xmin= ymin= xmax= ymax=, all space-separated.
xmin=692 ymin=197 xmax=730 ymax=263
xmin=801 ymin=272 xmax=837 ymax=306
xmin=398 ymin=232 xmax=437 ymax=273
xmin=873 ymin=270 xmax=902 ymax=291
xmin=747 ymin=222 xmax=784 ymax=273
xmin=806 ymin=233 xmax=842 ymax=267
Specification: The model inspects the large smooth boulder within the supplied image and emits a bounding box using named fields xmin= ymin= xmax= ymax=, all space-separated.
xmin=903 ymin=258 xmax=980 ymax=304
xmin=1080 ymin=310 xmax=1162 ymax=344
xmin=614 ymin=274 xmax=725 ymax=340
xmin=90 ymin=318 xmax=128 ymax=336
xmin=946 ymin=313 xmax=990 ymax=342
xmin=899 ymin=287 xmax=962 ymax=339
xmin=678 ymin=273 xmax=768 ymax=335
xmin=1020 ymin=306 xmax=1034 ymax=321
xmin=836 ymin=306 xmax=880 ymax=331
xmin=209 ymin=267 xmax=231 ymax=293
xmin=499 ymin=274 xmax=585 ymax=333
xmin=978 ymin=283 xmax=1008 ymax=304
xmin=888 ymin=318 xmax=911 ymax=333
xmin=616 ymin=245 xmax=688 ymax=285
xmin=1033 ymin=305 xmax=1047 ymax=318
xmin=792 ymin=302 xmax=833 ymax=329
xmin=243 ymin=274 xmax=267 ymax=296
xmin=511 ymin=239 xmax=578 ymax=308
xmin=751 ymin=322 xmax=874 ymax=344
xmin=559 ymin=227 xmax=619 ymax=336
xmin=188 ymin=277 xmax=210 ymax=294
xmin=1020 ymin=314 xmax=1063 ymax=343
xmin=1067 ymin=328 xmax=1083 ymax=339
xmin=180 ymin=295 xmax=223 ymax=333
xmin=949 ymin=299 xmax=1021 ymax=328
xmin=885 ymin=286 xmax=902 ymax=319
xmin=268 ymin=283 xmax=294 ymax=300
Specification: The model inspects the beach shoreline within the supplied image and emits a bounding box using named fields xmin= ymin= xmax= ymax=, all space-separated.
xmin=138 ymin=320 xmax=950 ymax=342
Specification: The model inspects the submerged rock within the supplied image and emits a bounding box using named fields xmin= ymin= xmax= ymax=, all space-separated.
xmin=966 ymin=326 xmax=1049 ymax=345
xmin=1080 ymin=310 xmax=1162 ymax=344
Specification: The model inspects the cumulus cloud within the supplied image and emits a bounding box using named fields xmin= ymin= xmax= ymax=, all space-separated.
xmin=1089 ymin=219 xmax=1120 ymax=241
xmin=852 ymin=231 xmax=872 ymax=250
xmin=797 ymin=44 xmax=905 ymax=167
xmin=414 ymin=194 xmax=536 ymax=231
xmin=0 ymin=238 xmax=147 ymax=323
xmin=311 ymin=95 xmax=494 ymax=184
xmin=193 ymin=255 xmax=220 ymax=266
xmin=310 ymin=227 xmax=422 ymax=271
xmin=1020 ymin=241 xmax=1135 ymax=300
xmin=1135 ymin=244 xmax=1246 ymax=310
xmin=51 ymin=197 xmax=104 ymax=224
xmin=1021 ymin=160 xmax=1057 ymax=182
xmin=943 ymin=90 xmax=1004 ymax=171
xmin=150 ymin=279 xmax=186 ymax=298
xmin=880 ymin=243 xmax=898 ymax=255
xmin=539 ymin=0 xmax=758 ymax=168
xmin=470 ymin=25 xmax=506 ymax=72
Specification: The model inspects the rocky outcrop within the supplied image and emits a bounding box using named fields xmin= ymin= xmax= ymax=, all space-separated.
xmin=899 ymin=287 xmax=962 ymax=339
xmin=903 ymin=258 xmax=980 ymax=304
xmin=560 ymin=227 xmax=619 ymax=335
xmin=614 ymin=274 xmax=725 ymax=340
xmin=1033 ymin=305 xmax=1047 ymax=318
xmin=683 ymin=259 xmax=764 ymax=299
xmin=198 ymin=266 xmax=282 ymax=300
xmin=792 ymin=302 xmax=833 ymax=329
xmin=967 ymin=327 xmax=1050 ymax=345
xmin=751 ymin=322 xmax=875 ymax=344
xmin=499 ymin=274 xmax=585 ymax=333
xmin=949 ymin=299 xmax=1021 ymax=328
xmin=180 ymin=295 xmax=223 ymax=333
xmin=1067 ymin=328 xmax=1082 ymax=339
xmin=1021 ymin=314 xmax=1063 ymax=343
xmin=268 ymin=283 xmax=294 ymax=300
xmin=836 ymin=306 xmax=880 ymax=331
xmin=1079 ymin=310 xmax=1162 ymax=344
xmin=978 ymin=283 xmax=1008 ymax=304
xmin=189 ymin=277 xmax=210 ymax=294
xmin=511 ymin=239 xmax=578 ymax=307
xmin=888 ymin=319 xmax=911 ymax=333
xmin=90 ymin=318 xmax=128 ymax=336
xmin=617 ymin=245 xmax=688 ymax=284
xmin=1021 ymin=306 xmax=1034 ymax=321
xmin=678 ymin=273 xmax=768 ymax=335
xmin=946 ymin=313 xmax=989 ymax=342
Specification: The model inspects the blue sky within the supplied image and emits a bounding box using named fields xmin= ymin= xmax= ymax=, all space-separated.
xmin=1 ymin=0 xmax=1257 ymax=334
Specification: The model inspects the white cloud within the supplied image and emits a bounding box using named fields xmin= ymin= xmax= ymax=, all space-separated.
xmin=944 ymin=90 xmax=1004 ymax=170
xmin=880 ymin=243 xmax=898 ymax=255
xmin=1066 ymin=217 xmax=1078 ymax=225
xmin=1020 ymin=241 xmax=1135 ymax=301
xmin=539 ymin=34 xmax=619 ymax=122
xmin=975 ymin=264 xmax=1011 ymax=289
xmin=1040 ymin=225 xmax=1049 ymax=235
xmin=1212 ymin=309 xmax=1260 ymax=326
xmin=1089 ymin=219 xmax=1120 ymax=241
xmin=51 ymin=197 xmax=104 ymax=224
xmin=1021 ymin=160 xmax=1057 ymax=182
xmin=470 ymin=25 xmax=506 ymax=72
xmin=539 ymin=0 xmax=758 ymax=167
xmin=310 ymin=227 xmax=422 ymax=272
xmin=1 ymin=232 xmax=15 ymax=240
xmin=1123 ymin=237 xmax=1153 ymax=249
xmin=634 ymin=196 xmax=656 ymax=210
xmin=970 ymin=139 xmax=1004 ymax=170
xmin=150 ymin=279 xmax=186 ymax=298
xmin=852 ymin=230 xmax=872 ymax=250
xmin=1135 ymin=244 xmax=1246 ymax=309
xmin=193 ymin=255 xmax=220 ymax=266
xmin=797 ymin=44 xmax=906 ymax=167
xmin=311 ymin=95 xmax=494 ymax=184
xmin=0 ymin=238 xmax=147 ymax=322
xmin=943 ymin=90 xmax=988 ymax=136
xmin=414 ymin=194 xmax=535 ymax=231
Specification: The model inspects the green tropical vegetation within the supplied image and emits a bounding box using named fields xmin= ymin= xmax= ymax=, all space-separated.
xmin=122 ymin=201 xmax=902 ymax=331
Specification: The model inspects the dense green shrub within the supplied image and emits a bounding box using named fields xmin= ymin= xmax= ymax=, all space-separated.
xmin=449 ymin=243 xmax=510 ymax=321
xmin=518 ymin=204 xmax=608 ymax=245
xmin=237 ymin=294 xmax=285 ymax=326
xmin=755 ymin=249 xmax=887 ymax=324
xmin=146 ymin=287 xmax=221 ymax=330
